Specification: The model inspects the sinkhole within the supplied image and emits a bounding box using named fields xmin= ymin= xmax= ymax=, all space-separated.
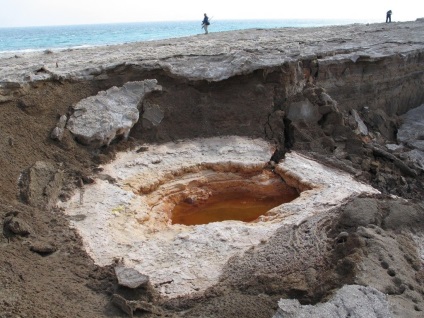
xmin=165 ymin=170 xmax=300 ymax=226
xmin=62 ymin=138 xmax=380 ymax=298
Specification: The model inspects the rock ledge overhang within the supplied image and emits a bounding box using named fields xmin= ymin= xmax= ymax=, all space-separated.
xmin=0 ymin=20 xmax=423 ymax=84
xmin=59 ymin=136 xmax=379 ymax=298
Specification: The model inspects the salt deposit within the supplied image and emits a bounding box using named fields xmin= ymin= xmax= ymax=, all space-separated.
xmin=60 ymin=136 xmax=378 ymax=298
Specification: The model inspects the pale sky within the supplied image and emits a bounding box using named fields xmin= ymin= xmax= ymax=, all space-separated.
xmin=0 ymin=0 xmax=422 ymax=28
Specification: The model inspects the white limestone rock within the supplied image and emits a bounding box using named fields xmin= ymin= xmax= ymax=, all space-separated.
xmin=66 ymin=80 xmax=162 ymax=147
xmin=273 ymin=285 xmax=392 ymax=318
xmin=115 ymin=266 xmax=149 ymax=289
xmin=50 ymin=114 xmax=68 ymax=141
xmin=50 ymin=127 xmax=63 ymax=141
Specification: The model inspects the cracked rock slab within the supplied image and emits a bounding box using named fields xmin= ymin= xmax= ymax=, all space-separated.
xmin=66 ymin=80 xmax=161 ymax=147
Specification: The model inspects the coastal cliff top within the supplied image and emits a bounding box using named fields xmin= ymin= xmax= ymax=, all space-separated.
xmin=1 ymin=19 xmax=423 ymax=83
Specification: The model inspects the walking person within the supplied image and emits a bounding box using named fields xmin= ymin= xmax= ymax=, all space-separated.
xmin=386 ymin=10 xmax=392 ymax=23
xmin=202 ymin=13 xmax=210 ymax=34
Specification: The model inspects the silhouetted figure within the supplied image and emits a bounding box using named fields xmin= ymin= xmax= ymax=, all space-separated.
xmin=201 ymin=13 xmax=210 ymax=34
xmin=386 ymin=10 xmax=392 ymax=23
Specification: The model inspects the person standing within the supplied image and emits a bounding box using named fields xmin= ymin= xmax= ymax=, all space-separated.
xmin=202 ymin=13 xmax=210 ymax=34
xmin=386 ymin=10 xmax=392 ymax=23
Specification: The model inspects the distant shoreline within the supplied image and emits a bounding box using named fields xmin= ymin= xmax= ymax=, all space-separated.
xmin=0 ymin=18 xmax=378 ymax=30
xmin=0 ymin=19 xmax=423 ymax=85
xmin=0 ymin=18 xmax=380 ymax=53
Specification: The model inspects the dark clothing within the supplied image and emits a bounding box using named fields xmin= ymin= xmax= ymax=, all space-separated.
xmin=386 ymin=10 xmax=392 ymax=23
xmin=202 ymin=14 xmax=210 ymax=34
xmin=202 ymin=15 xmax=210 ymax=26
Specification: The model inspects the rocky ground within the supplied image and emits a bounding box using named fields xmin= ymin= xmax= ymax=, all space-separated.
xmin=0 ymin=20 xmax=424 ymax=317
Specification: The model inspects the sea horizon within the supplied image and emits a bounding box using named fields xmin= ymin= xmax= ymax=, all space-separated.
xmin=0 ymin=18 xmax=381 ymax=53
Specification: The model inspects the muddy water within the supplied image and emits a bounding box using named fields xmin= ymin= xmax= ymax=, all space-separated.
xmin=171 ymin=187 xmax=299 ymax=225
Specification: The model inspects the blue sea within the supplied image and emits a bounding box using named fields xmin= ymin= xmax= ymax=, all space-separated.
xmin=0 ymin=19 xmax=376 ymax=53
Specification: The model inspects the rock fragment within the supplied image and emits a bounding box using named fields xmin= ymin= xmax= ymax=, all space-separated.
xmin=66 ymin=80 xmax=162 ymax=147
xmin=141 ymin=101 xmax=164 ymax=128
xmin=50 ymin=114 xmax=67 ymax=141
xmin=350 ymin=109 xmax=368 ymax=136
xmin=335 ymin=231 xmax=349 ymax=243
xmin=115 ymin=266 xmax=149 ymax=289
xmin=18 ymin=161 xmax=64 ymax=209
xmin=365 ymin=143 xmax=418 ymax=177
xmin=111 ymin=294 xmax=163 ymax=317
xmin=397 ymin=104 xmax=424 ymax=171
xmin=3 ymin=215 xmax=31 ymax=236
xmin=273 ymin=285 xmax=392 ymax=318
xmin=30 ymin=241 xmax=57 ymax=255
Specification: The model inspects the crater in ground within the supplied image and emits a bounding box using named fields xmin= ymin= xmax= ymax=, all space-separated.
xmin=142 ymin=167 xmax=300 ymax=226
xmin=60 ymin=136 xmax=378 ymax=298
